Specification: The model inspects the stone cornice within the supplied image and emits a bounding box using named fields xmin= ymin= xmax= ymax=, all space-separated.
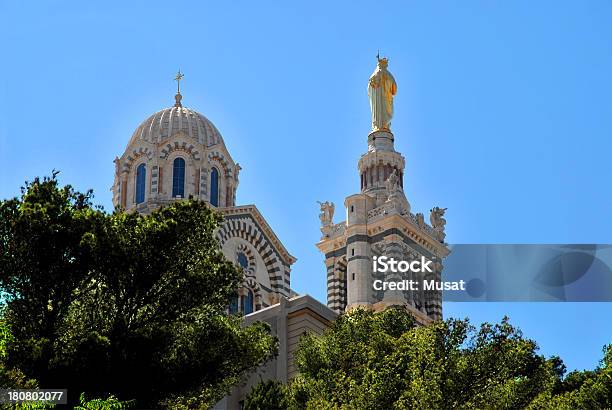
xmin=369 ymin=214 xmax=449 ymax=257
xmin=316 ymin=213 xmax=449 ymax=258
xmin=220 ymin=204 xmax=297 ymax=265
xmin=358 ymin=150 xmax=405 ymax=171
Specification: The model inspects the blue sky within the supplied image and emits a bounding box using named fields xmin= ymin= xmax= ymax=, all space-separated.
xmin=1 ymin=1 xmax=611 ymax=372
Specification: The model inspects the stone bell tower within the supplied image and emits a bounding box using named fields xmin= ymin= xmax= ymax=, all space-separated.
xmin=316 ymin=56 xmax=449 ymax=324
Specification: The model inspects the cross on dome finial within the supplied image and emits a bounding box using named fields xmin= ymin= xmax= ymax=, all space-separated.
xmin=175 ymin=69 xmax=184 ymax=93
xmin=174 ymin=69 xmax=184 ymax=107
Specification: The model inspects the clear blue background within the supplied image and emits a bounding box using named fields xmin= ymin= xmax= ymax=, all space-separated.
xmin=1 ymin=1 xmax=610 ymax=372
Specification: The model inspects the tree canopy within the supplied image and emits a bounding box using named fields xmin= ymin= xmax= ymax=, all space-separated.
xmin=0 ymin=174 xmax=277 ymax=408
xmin=246 ymin=307 xmax=611 ymax=409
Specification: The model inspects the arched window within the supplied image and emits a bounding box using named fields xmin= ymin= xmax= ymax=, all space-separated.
xmin=243 ymin=289 xmax=254 ymax=315
xmin=135 ymin=164 xmax=146 ymax=204
xmin=172 ymin=157 xmax=185 ymax=198
xmin=237 ymin=252 xmax=248 ymax=270
xmin=228 ymin=293 xmax=239 ymax=314
xmin=210 ymin=167 xmax=219 ymax=206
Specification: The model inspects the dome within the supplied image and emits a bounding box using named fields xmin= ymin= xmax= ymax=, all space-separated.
xmin=126 ymin=105 xmax=224 ymax=148
xmin=113 ymin=83 xmax=240 ymax=213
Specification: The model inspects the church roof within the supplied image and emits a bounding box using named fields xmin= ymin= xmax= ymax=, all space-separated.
xmin=126 ymin=105 xmax=224 ymax=149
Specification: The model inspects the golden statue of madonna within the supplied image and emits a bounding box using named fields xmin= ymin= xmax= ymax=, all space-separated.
xmin=368 ymin=56 xmax=397 ymax=131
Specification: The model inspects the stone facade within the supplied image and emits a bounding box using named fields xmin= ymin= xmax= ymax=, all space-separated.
xmin=217 ymin=205 xmax=295 ymax=307
xmin=213 ymin=295 xmax=336 ymax=409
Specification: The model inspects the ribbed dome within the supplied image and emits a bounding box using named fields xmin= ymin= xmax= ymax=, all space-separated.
xmin=127 ymin=106 xmax=223 ymax=148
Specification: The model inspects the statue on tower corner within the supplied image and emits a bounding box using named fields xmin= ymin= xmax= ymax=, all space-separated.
xmin=318 ymin=201 xmax=335 ymax=226
xmin=317 ymin=201 xmax=335 ymax=237
xmin=430 ymin=207 xmax=448 ymax=243
xmin=368 ymin=55 xmax=397 ymax=131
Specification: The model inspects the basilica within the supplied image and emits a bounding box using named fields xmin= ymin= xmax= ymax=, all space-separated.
xmin=112 ymin=72 xmax=296 ymax=314
xmin=112 ymin=59 xmax=449 ymax=408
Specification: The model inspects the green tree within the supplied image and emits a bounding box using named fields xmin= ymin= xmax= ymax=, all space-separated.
xmin=0 ymin=174 xmax=104 ymax=381
xmin=279 ymin=308 xmax=610 ymax=410
xmin=0 ymin=174 xmax=277 ymax=408
xmin=74 ymin=393 xmax=136 ymax=410
xmin=528 ymin=344 xmax=612 ymax=409
xmin=244 ymin=380 xmax=289 ymax=410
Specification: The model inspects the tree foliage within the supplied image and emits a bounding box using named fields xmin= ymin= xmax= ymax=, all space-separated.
xmin=243 ymin=380 xmax=289 ymax=410
xmin=74 ymin=393 xmax=136 ymax=410
xmin=248 ymin=307 xmax=610 ymax=409
xmin=0 ymin=174 xmax=277 ymax=408
xmin=528 ymin=344 xmax=611 ymax=409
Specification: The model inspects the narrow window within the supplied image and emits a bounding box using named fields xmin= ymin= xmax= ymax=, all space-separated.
xmin=352 ymin=273 xmax=355 ymax=281
xmin=229 ymin=293 xmax=239 ymax=314
xmin=172 ymin=157 xmax=185 ymax=198
xmin=350 ymin=205 xmax=354 ymax=213
xmin=210 ymin=167 xmax=219 ymax=206
xmin=135 ymin=164 xmax=146 ymax=204
xmin=237 ymin=252 xmax=248 ymax=269
xmin=244 ymin=289 xmax=254 ymax=314
xmin=351 ymin=248 xmax=355 ymax=256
